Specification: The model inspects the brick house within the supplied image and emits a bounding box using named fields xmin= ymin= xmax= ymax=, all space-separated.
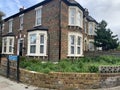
xmin=2 ymin=0 xmax=97 ymax=61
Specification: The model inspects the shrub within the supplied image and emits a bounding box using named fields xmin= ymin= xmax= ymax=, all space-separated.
xmin=88 ymin=65 xmax=98 ymax=73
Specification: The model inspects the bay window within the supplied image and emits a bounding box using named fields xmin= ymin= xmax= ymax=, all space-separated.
xmin=27 ymin=31 xmax=47 ymax=56
xmin=69 ymin=6 xmax=83 ymax=28
xmin=68 ymin=32 xmax=83 ymax=56
xmin=2 ymin=37 xmax=14 ymax=54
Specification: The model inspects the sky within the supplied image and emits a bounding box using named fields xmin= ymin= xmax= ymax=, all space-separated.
xmin=0 ymin=0 xmax=120 ymax=39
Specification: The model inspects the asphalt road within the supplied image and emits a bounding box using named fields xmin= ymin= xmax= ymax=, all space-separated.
xmin=0 ymin=75 xmax=120 ymax=90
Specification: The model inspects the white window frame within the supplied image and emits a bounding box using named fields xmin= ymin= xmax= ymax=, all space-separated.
xmin=2 ymin=36 xmax=14 ymax=54
xmin=19 ymin=14 xmax=24 ymax=30
xmin=30 ymin=34 xmax=37 ymax=54
xmin=89 ymin=22 xmax=93 ymax=35
xmin=84 ymin=19 xmax=87 ymax=33
xmin=69 ymin=6 xmax=83 ymax=28
xmin=27 ymin=30 xmax=47 ymax=56
xmin=69 ymin=7 xmax=76 ymax=25
xmin=68 ymin=32 xmax=83 ymax=57
xmin=8 ymin=19 xmax=13 ymax=33
xmin=35 ymin=6 xmax=42 ymax=26
xmin=88 ymin=39 xmax=95 ymax=51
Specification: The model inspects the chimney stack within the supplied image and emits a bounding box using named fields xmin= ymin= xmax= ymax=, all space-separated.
xmin=19 ymin=6 xmax=24 ymax=12
xmin=84 ymin=8 xmax=89 ymax=16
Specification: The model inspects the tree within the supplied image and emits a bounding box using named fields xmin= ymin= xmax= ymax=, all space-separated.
xmin=94 ymin=20 xmax=119 ymax=51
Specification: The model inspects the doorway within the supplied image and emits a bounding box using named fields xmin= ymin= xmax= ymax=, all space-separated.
xmin=17 ymin=39 xmax=23 ymax=56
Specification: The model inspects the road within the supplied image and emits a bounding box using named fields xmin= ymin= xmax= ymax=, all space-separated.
xmin=0 ymin=75 xmax=120 ymax=90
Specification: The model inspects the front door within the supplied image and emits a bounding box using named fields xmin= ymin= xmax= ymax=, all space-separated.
xmin=18 ymin=39 xmax=23 ymax=56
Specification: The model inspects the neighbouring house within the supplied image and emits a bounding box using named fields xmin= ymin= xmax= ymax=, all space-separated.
xmin=1 ymin=0 xmax=97 ymax=61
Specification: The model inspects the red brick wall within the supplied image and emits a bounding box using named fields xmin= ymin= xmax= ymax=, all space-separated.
xmin=2 ymin=0 xmax=61 ymax=61
xmin=2 ymin=0 xmax=85 ymax=61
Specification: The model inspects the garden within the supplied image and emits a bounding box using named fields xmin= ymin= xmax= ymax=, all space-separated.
xmin=20 ymin=55 xmax=120 ymax=74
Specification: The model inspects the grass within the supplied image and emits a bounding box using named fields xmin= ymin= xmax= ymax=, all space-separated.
xmin=19 ymin=56 xmax=120 ymax=74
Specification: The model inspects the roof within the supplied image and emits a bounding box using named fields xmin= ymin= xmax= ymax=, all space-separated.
xmin=2 ymin=33 xmax=15 ymax=37
xmin=4 ymin=0 xmax=85 ymax=21
xmin=86 ymin=15 xmax=98 ymax=24
xmin=63 ymin=0 xmax=84 ymax=11
xmin=4 ymin=0 xmax=52 ymax=21
xmin=27 ymin=25 xmax=48 ymax=32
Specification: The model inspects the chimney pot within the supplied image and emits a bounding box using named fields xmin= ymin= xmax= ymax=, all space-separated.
xmin=19 ymin=6 xmax=24 ymax=12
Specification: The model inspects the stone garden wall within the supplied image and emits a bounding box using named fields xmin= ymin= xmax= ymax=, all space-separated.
xmin=19 ymin=69 xmax=120 ymax=89
xmin=84 ymin=50 xmax=120 ymax=57
xmin=0 ymin=59 xmax=120 ymax=89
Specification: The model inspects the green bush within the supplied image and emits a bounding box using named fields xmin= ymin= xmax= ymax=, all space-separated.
xmin=42 ymin=68 xmax=51 ymax=74
xmin=88 ymin=65 xmax=98 ymax=73
xmin=19 ymin=55 xmax=120 ymax=73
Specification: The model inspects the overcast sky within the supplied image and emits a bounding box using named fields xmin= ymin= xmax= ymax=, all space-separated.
xmin=0 ymin=0 xmax=120 ymax=39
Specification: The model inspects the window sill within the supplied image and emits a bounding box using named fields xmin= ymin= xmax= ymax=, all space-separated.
xmin=26 ymin=54 xmax=48 ymax=57
xmin=19 ymin=28 xmax=23 ymax=30
xmin=2 ymin=52 xmax=14 ymax=55
xmin=68 ymin=25 xmax=82 ymax=30
xmin=34 ymin=24 xmax=42 ymax=27
xmin=67 ymin=54 xmax=84 ymax=57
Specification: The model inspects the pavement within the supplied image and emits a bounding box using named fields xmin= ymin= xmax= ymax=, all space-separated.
xmin=0 ymin=75 xmax=55 ymax=90
xmin=0 ymin=75 xmax=120 ymax=90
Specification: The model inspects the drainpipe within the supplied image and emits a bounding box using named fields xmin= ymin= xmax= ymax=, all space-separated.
xmin=47 ymin=32 xmax=50 ymax=61
xmin=59 ymin=0 xmax=62 ymax=61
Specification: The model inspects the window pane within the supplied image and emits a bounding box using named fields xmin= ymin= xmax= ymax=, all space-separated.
xmin=40 ymin=35 xmax=44 ymax=44
xmin=77 ymin=47 xmax=80 ymax=54
xmin=71 ymin=17 xmax=75 ymax=25
xmin=37 ymin=18 xmax=41 ymax=25
xmin=70 ymin=8 xmax=76 ymax=25
xmin=20 ymin=16 xmax=23 ymax=29
xmin=77 ymin=37 xmax=81 ymax=45
xmin=9 ymin=46 xmax=12 ymax=52
xmin=70 ymin=35 xmax=75 ymax=45
xmin=89 ymin=23 xmax=93 ymax=35
xmin=9 ymin=20 xmax=12 ymax=32
xmin=40 ymin=45 xmax=44 ymax=53
xmin=71 ymin=46 xmax=74 ymax=54
xmin=77 ymin=11 xmax=81 ymax=26
xmin=70 ymin=8 xmax=75 ymax=17
xmin=4 ymin=47 xmax=6 ymax=52
xmin=30 ymin=34 xmax=36 ymax=44
xmin=4 ymin=38 xmax=7 ymax=52
xmin=36 ymin=9 xmax=41 ymax=25
xmin=9 ymin=39 xmax=12 ymax=45
xmin=30 ymin=45 xmax=36 ymax=53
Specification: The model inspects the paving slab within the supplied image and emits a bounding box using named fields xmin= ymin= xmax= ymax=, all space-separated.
xmin=0 ymin=75 xmax=46 ymax=90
